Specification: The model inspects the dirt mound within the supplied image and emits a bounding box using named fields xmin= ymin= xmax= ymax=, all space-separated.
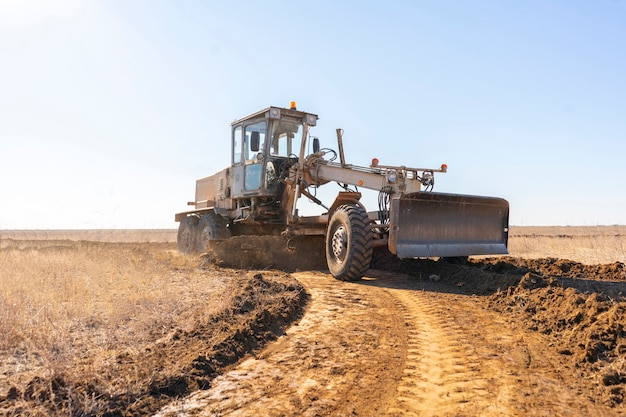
xmin=0 ymin=271 xmax=307 ymax=416
xmin=205 ymin=235 xmax=327 ymax=271
xmin=476 ymin=256 xmax=626 ymax=281
xmin=488 ymin=273 xmax=626 ymax=406
xmin=371 ymin=249 xmax=520 ymax=295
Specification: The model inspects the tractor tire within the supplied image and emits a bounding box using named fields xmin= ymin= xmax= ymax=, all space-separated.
xmin=197 ymin=212 xmax=231 ymax=254
xmin=177 ymin=216 xmax=199 ymax=254
xmin=325 ymin=204 xmax=373 ymax=281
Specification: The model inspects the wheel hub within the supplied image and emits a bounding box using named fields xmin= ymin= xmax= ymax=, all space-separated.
xmin=331 ymin=225 xmax=347 ymax=262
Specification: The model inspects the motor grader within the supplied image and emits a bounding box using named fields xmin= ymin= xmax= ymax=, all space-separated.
xmin=175 ymin=102 xmax=509 ymax=281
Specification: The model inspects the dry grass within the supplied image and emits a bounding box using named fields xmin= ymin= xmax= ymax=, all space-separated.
xmin=0 ymin=234 xmax=306 ymax=416
xmin=0 ymin=241 xmax=225 ymax=351
xmin=0 ymin=239 xmax=234 ymax=410
xmin=509 ymin=226 xmax=626 ymax=264
xmin=0 ymin=229 xmax=176 ymax=243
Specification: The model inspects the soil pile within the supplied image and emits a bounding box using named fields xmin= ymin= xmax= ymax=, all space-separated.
xmin=0 ymin=271 xmax=307 ymax=416
xmin=485 ymin=266 xmax=626 ymax=406
xmin=477 ymin=256 xmax=626 ymax=282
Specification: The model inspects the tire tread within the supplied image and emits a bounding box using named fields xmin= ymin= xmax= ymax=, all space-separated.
xmin=326 ymin=204 xmax=373 ymax=281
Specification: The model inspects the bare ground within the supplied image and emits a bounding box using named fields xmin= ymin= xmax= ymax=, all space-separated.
xmin=154 ymin=254 xmax=626 ymax=417
xmin=2 ymin=231 xmax=626 ymax=416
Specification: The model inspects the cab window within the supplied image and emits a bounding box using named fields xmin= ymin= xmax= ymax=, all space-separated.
xmin=244 ymin=122 xmax=267 ymax=162
xmin=233 ymin=125 xmax=243 ymax=164
xmin=270 ymin=120 xmax=301 ymax=157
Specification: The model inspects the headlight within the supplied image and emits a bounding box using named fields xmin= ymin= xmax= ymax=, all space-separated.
xmin=269 ymin=108 xmax=281 ymax=119
xmin=305 ymin=114 xmax=317 ymax=126
xmin=387 ymin=169 xmax=397 ymax=183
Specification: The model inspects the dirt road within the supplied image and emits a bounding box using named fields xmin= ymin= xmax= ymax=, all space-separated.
xmin=155 ymin=269 xmax=618 ymax=416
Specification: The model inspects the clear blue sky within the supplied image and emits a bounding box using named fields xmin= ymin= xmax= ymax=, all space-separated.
xmin=1 ymin=0 xmax=625 ymax=229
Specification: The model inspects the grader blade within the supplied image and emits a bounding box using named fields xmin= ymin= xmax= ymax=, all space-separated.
xmin=388 ymin=192 xmax=509 ymax=258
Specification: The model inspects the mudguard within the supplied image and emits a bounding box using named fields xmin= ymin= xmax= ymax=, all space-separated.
xmin=388 ymin=192 xmax=509 ymax=258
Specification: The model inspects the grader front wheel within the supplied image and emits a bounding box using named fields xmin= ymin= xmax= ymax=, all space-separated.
xmin=325 ymin=204 xmax=373 ymax=281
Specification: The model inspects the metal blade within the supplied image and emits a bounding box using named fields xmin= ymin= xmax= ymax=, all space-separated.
xmin=388 ymin=192 xmax=509 ymax=258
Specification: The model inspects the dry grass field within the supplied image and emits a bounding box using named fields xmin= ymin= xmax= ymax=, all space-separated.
xmin=508 ymin=225 xmax=626 ymax=264
xmin=0 ymin=233 xmax=305 ymax=415
xmin=0 ymin=229 xmax=177 ymax=243
xmin=1 ymin=226 xmax=625 ymax=415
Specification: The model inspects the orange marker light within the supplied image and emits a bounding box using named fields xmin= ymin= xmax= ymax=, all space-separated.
xmin=359 ymin=180 xmax=364 ymax=186
xmin=441 ymin=164 xmax=448 ymax=172
xmin=371 ymin=158 xmax=379 ymax=167
xmin=290 ymin=101 xmax=297 ymax=110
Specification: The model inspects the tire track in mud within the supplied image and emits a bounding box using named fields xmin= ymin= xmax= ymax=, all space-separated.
xmin=366 ymin=270 xmax=616 ymax=417
xmin=384 ymin=289 xmax=492 ymax=416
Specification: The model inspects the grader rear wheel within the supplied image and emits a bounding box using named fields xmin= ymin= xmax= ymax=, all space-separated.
xmin=196 ymin=213 xmax=231 ymax=254
xmin=177 ymin=216 xmax=199 ymax=254
xmin=325 ymin=204 xmax=373 ymax=281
